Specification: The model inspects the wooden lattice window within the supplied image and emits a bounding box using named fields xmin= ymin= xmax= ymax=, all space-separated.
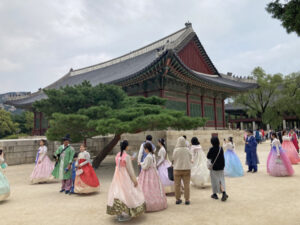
xmin=165 ymin=100 xmax=186 ymax=113
xmin=204 ymin=105 xmax=214 ymax=121
xmin=190 ymin=103 xmax=202 ymax=117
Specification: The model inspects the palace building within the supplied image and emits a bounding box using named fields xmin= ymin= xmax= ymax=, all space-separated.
xmin=7 ymin=23 xmax=257 ymax=135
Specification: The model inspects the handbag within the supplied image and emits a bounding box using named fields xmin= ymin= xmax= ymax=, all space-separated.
xmin=167 ymin=166 xmax=174 ymax=181
xmin=207 ymin=147 xmax=221 ymax=170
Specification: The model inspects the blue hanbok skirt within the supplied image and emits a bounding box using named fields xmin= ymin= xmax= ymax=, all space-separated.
xmin=224 ymin=150 xmax=244 ymax=177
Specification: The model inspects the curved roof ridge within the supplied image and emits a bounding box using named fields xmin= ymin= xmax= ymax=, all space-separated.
xmin=70 ymin=25 xmax=193 ymax=77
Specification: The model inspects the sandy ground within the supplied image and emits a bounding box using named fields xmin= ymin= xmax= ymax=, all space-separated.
xmin=1 ymin=141 xmax=300 ymax=225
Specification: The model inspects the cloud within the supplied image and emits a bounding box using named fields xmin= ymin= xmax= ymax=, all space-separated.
xmin=0 ymin=0 xmax=299 ymax=94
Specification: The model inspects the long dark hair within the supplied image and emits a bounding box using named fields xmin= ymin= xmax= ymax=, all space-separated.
xmin=211 ymin=136 xmax=220 ymax=148
xmin=120 ymin=140 xmax=129 ymax=157
xmin=282 ymin=130 xmax=287 ymax=136
xmin=158 ymin=138 xmax=166 ymax=150
xmin=228 ymin=137 xmax=233 ymax=144
xmin=144 ymin=142 xmax=153 ymax=154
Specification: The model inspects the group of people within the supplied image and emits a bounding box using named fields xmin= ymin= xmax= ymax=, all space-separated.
xmin=0 ymin=130 xmax=299 ymax=222
xmin=30 ymin=134 xmax=100 ymax=194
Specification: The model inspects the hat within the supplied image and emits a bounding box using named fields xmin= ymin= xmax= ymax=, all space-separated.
xmin=62 ymin=134 xmax=71 ymax=141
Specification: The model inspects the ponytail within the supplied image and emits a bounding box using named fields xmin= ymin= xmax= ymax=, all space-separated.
xmin=228 ymin=137 xmax=233 ymax=144
xmin=158 ymin=138 xmax=166 ymax=151
xmin=120 ymin=140 xmax=129 ymax=157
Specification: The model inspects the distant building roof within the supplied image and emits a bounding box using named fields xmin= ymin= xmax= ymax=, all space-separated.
xmin=7 ymin=23 xmax=257 ymax=109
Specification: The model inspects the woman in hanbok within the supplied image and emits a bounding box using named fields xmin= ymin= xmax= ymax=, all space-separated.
xmin=138 ymin=142 xmax=167 ymax=212
xmin=107 ymin=140 xmax=145 ymax=222
xmin=190 ymin=137 xmax=210 ymax=187
xmin=0 ymin=150 xmax=10 ymax=201
xmin=30 ymin=140 xmax=54 ymax=184
xmin=223 ymin=137 xmax=244 ymax=177
xmin=282 ymin=130 xmax=300 ymax=164
xmin=156 ymin=138 xmax=174 ymax=194
xmin=74 ymin=144 xmax=100 ymax=194
xmin=267 ymin=133 xmax=294 ymax=177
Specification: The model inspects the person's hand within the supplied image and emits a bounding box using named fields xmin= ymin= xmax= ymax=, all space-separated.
xmin=38 ymin=160 xmax=42 ymax=164
xmin=134 ymin=181 xmax=138 ymax=187
xmin=246 ymin=142 xmax=248 ymax=145
xmin=138 ymin=162 xmax=141 ymax=166
xmin=67 ymin=164 xmax=71 ymax=170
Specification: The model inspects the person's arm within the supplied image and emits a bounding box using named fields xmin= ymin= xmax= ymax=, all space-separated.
xmin=140 ymin=155 xmax=151 ymax=170
xmin=79 ymin=152 xmax=90 ymax=167
xmin=156 ymin=148 xmax=165 ymax=167
xmin=137 ymin=144 xmax=143 ymax=164
xmin=39 ymin=146 xmax=47 ymax=162
xmin=125 ymin=155 xmax=137 ymax=186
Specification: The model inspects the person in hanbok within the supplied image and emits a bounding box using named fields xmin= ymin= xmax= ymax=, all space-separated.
xmin=138 ymin=142 xmax=167 ymax=212
xmin=137 ymin=135 xmax=156 ymax=172
xmin=282 ymin=130 xmax=300 ymax=164
xmin=289 ymin=129 xmax=299 ymax=153
xmin=190 ymin=137 xmax=210 ymax=187
xmin=74 ymin=144 xmax=100 ymax=194
xmin=30 ymin=140 xmax=54 ymax=184
xmin=223 ymin=137 xmax=244 ymax=177
xmin=70 ymin=153 xmax=78 ymax=195
xmin=107 ymin=140 xmax=146 ymax=222
xmin=156 ymin=138 xmax=174 ymax=194
xmin=52 ymin=134 xmax=75 ymax=194
xmin=267 ymin=133 xmax=294 ymax=177
xmin=0 ymin=150 xmax=10 ymax=201
xmin=245 ymin=130 xmax=259 ymax=173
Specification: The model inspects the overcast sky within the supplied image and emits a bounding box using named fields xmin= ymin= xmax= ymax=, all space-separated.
xmin=0 ymin=0 xmax=299 ymax=94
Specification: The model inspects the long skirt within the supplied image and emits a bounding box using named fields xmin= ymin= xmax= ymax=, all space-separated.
xmin=74 ymin=160 xmax=100 ymax=194
xmin=267 ymin=146 xmax=294 ymax=177
xmin=30 ymin=156 xmax=54 ymax=184
xmin=0 ymin=171 xmax=10 ymax=201
xmin=224 ymin=150 xmax=244 ymax=177
xmin=107 ymin=166 xmax=145 ymax=217
xmin=282 ymin=140 xmax=300 ymax=164
xmin=138 ymin=167 xmax=167 ymax=212
xmin=210 ymin=170 xmax=225 ymax=194
xmin=157 ymin=160 xmax=174 ymax=193
xmin=191 ymin=151 xmax=210 ymax=187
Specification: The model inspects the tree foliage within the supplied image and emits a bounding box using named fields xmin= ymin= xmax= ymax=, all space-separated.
xmin=12 ymin=111 xmax=34 ymax=134
xmin=266 ymin=0 xmax=300 ymax=36
xmin=0 ymin=109 xmax=18 ymax=138
xmin=234 ymin=67 xmax=300 ymax=129
xmin=34 ymin=82 xmax=206 ymax=167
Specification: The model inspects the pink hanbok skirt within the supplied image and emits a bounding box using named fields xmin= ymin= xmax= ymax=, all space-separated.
xmin=30 ymin=156 xmax=55 ymax=184
xmin=138 ymin=167 xmax=167 ymax=212
xmin=282 ymin=141 xmax=300 ymax=164
xmin=157 ymin=160 xmax=174 ymax=194
xmin=267 ymin=146 xmax=294 ymax=177
xmin=107 ymin=166 xmax=145 ymax=217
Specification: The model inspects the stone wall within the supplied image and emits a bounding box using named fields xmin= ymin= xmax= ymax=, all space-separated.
xmin=0 ymin=130 xmax=245 ymax=165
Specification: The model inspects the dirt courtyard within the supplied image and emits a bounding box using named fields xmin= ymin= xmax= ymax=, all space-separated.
xmin=1 ymin=141 xmax=300 ymax=225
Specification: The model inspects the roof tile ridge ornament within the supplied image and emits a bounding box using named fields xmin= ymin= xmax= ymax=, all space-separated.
xmin=220 ymin=72 xmax=257 ymax=84
xmin=70 ymin=26 xmax=190 ymax=77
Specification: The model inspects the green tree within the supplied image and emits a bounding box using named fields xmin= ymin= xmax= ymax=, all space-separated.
xmin=0 ymin=109 xmax=18 ymax=138
xmin=34 ymin=82 xmax=206 ymax=168
xmin=12 ymin=111 xmax=34 ymax=134
xmin=234 ymin=67 xmax=283 ymax=128
xmin=266 ymin=0 xmax=300 ymax=36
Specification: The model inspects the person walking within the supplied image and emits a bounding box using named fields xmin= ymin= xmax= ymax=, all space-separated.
xmin=172 ymin=136 xmax=192 ymax=205
xmin=207 ymin=136 xmax=228 ymax=202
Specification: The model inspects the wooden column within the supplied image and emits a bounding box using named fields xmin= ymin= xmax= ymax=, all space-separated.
xmin=39 ymin=112 xmax=42 ymax=135
xmin=33 ymin=111 xmax=36 ymax=135
xmin=186 ymin=93 xmax=190 ymax=116
xmin=222 ymin=99 xmax=225 ymax=128
xmin=213 ymin=98 xmax=217 ymax=129
xmin=201 ymin=96 xmax=204 ymax=117
xmin=160 ymin=89 xmax=164 ymax=98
